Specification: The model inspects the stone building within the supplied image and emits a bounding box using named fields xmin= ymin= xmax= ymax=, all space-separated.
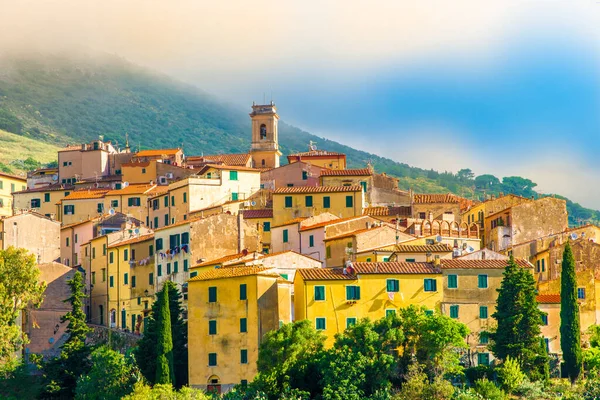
xmin=0 ymin=212 xmax=60 ymax=263
xmin=412 ymin=193 xmax=473 ymax=222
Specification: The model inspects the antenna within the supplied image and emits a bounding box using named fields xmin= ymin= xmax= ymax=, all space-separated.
xmin=570 ymin=233 xmax=578 ymax=240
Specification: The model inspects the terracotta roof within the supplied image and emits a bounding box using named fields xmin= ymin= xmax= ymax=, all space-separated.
xmin=197 ymin=164 xmax=260 ymax=174
xmin=413 ymin=193 xmax=473 ymax=211
xmin=440 ymin=259 xmax=532 ymax=269
xmin=243 ymin=209 xmax=273 ymax=219
xmin=324 ymin=225 xmax=391 ymax=241
xmin=75 ymin=175 xmax=123 ymax=184
xmin=13 ymin=183 xmax=75 ymax=194
xmin=108 ymin=233 xmax=154 ymax=248
xmin=62 ymin=189 xmax=109 ymax=200
xmin=274 ymin=185 xmax=361 ymax=194
xmin=187 ymin=153 xmax=251 ymax=167
xmin=272 ymin=217 xmax=307 ymax=228
xmin=189 ymin=266 xmax=279 ymax=282
xmin=299 ymin=215 xmax=365 ymax=231
xmin=135 ymin=149 xmax=181 ymax=157
xmin=0 ymin=171 xmax=26 ymax=181
xmin=121 ymin=162 xmax=151 ymax=167
xmin=537 ymin=294 xmax=561 ymax=304
xmin=297 ymin=262 xmax=441 ymax=280
xmin=288 ymin=150 xmax=346 ymax=157
xmin=106 ymin=184 xmax=157 ymax=196
xmin=193 ymin=252 xmax=257 ymax=268
xmin=394 ymin=244 xmax=453 ymax=253
xmin=320 ymin=168 xmax=372 ymax=177
xmin=364 ymin=206 xmax=412 ymax=217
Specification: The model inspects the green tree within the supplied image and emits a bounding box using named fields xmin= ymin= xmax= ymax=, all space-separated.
xmin=496 ymin=356 xmax=525 ymax=394
xmin=41 ymin=271 xmax=93 ymax=398
xmin=474 ymin=174 xmax=500 ymax=190
xmin=75 ymin=346 xmax=139 ymax=400
xmin=122 ymin=382 xmax=210 ymax=400
xmin=457 ymin=168 xmax=475 ymax=183
xmin=155 ymin=285 xmax=175 ymax=385
xmin=501 ymin=176 xmax=537 ymax=197
xmin=134 ymin=281 xmax=187 ymax=387
xmin=490 ymin=256 xmax=548 ymax=380
xmin=560 ymin=242 xmax=583 ymax=383
xmin=0 ymin=247 xmax=45 ymax=362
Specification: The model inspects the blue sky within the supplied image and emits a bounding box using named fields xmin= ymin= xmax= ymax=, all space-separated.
xmin=3 ymin=0 xmax=600 ymax=207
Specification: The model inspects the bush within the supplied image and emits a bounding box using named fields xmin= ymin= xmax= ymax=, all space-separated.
xmin=453 ymin=388 xmax=484 ymax=400
xmin=473 ymin=378 xmax=505 ymax=400
xmin=513 ymin=378 xmax=553 ymax=400
xmin=496 ymin=356 xmax=525 ymax=393
xmin=394 ymin=365 xmax=454 ymax=400
xmin=121 ymin=382 xmax=210 ymax=400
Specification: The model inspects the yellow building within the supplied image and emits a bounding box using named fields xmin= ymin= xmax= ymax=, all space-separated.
xmin=287 ymin=146 xmax=347 ymax=170
xmin=272 ymin=185 xmax=364 ymax=226
xmin=107 ymin=234 xmax=156 ymax=333
xmin=0 ymin=172 xmax=26 ymax=216
xmin=537 ymin=294 xmax=561 ymax=355
xmin=242 ymin=209 xmax=273 ymax=253
xmin=105 ymin=184 xmax=166 ymax=226
xmin=399 ymin=233 xmax=481 ymax=257
xmin=13 ymin=184 xmax=73 ymax=220
xmin=59 ymin=189 xmax=110 ymax=225
xmin=84 ymin=234 xmax=110 ymax=326
xmin=387 ymin=243 xmax=454 ymax=263
xmin=294 ymin=262 xmax=442 ymax=347
xmin=188 ymin=267 xmax=292 ymax=393
xmin=440 ymin=258 xmax=533 ymax=366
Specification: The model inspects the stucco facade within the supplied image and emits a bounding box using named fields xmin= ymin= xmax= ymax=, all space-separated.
xmin=0 ymin=212 xmax=60 ymax=263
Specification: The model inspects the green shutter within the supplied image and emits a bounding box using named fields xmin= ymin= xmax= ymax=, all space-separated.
xmin=448 ymin=274 xmax=458 ymax=289
xmin=386 ymin=309 xmax=396 ymax=318
xmin=241 ymin=349 xmax=248 ymax=364
xmin=386 ymin=279 xmax=399 ymax=292
xmin=263 ymin=222 xmax=271 ymax=232
xmin=209 ymin=320 xmax=217 ymax=335
xmin=240 ymin=284 xmax=247 ymax=300
xmin=305 ymin=195 xmax=313 ymax=207
xmin=131 ymin=276 xmax=136 ymax=288
xmin=478 ymin=275 xmax=488 ymax=288
xmin=124 ymin=273 xmax=128 ymax=285
xmin=314 ymin=286 xmax=325 ymax=301
xmin=232 ymin=192 xmax=238 ymax=201
xmin=240 ymin=318 xmax=247 ymax=332
xmin=209 ymin=286 xmax=217 ymax=302
xmin=316 ymin=318 xmax=326 ymax=330
xmin=183 ymin=259 xmax=188 ymax=271
xmin=345 ymin=195 xmax=353 ymax=207
xmin=323 ymin=196 xmax=331 ymax=208
xmin=174 ymin=261 xmax=178 ymax=273
xmin=360 ymin=181 xmax=367 ymax=192
xmin=208 ymin=353 xmax=217 ymax=366
xmin=149 ymin=272 xmax=154 ymax=285
xmin=479 ymin=306 xmax=488 ymax=319
xmin=450 ymin=305 xmax=459 ymax=319
xmin=230 ymin=171 xmax=238 ymax=181
xmin=109 ymin=276 xmax=114 ymax=288
xmin=285 ymin=196 xmax=293 ymax=208
xmin=302 ymin=171 xmax=308 ymax=180
xmin=283 ymin=229 xmax=289 ymax=243
xmin=346 ymin=317 xmax=357 ymax=328
xmin=309 ymin=235 xmax=314 ymax=247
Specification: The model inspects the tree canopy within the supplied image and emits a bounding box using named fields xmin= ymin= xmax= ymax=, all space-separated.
xmin=560 ymin=242 xmax=582 ymax=383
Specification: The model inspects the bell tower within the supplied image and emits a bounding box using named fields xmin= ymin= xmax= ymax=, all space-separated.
xmin=249 ymin=101 xmax=282 ymax=168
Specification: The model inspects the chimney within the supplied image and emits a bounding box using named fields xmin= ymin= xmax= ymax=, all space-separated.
xmin=426 ymin=252 xmax=433 ymax=263
xmin=433 ymin=255 xmax=441 ymax=267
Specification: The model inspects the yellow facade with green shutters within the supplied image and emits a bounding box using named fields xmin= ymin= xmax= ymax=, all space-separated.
xmin=294 ymin=262 xmax=442 ymax=347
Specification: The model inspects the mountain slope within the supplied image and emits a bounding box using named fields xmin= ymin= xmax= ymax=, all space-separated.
xmin=0 ymin=52 xmax=596 ymax=226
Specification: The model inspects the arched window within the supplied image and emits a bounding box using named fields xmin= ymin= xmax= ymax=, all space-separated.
xmin=260 ymin=124 xmax=267 ymax=139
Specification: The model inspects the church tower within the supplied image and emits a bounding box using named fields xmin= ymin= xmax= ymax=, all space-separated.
xmin=249 ymin=101 xmax=282 ymax=169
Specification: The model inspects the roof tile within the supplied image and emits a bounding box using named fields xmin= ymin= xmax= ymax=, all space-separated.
xmin=297 ymin=262 xmax=441 ymax=280
xmin=189 ymin=266 xmax=280 ymax=282
xmin=320 ymin=168 xmax=372 ymax=177
xmin=187 ymin=153 xmax=252 ymax=167
xmin=536 ymin=294 xmax=561 ymax=304
xmin=63 ymin=189 xmax=110 ymax=200
xmin=440 ymin=259 xmax=532 ymax=269
xmin=243 ymin=209 xmax=273 ymax=219
xmin=394 ymin=244 xmax=453 ymax=253
xmin=364 ymin=206 xmax=412 ymax=217
xmin=274 ymin=185 xmax=361 ymax=194
xmin=108 ymin=233 xmax=154 ymax=248
xmin=136 ymin=149 xmax=181 ymax=157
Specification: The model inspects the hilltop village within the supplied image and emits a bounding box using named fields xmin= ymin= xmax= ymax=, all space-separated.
xmin=0 ymin=103 xmax=595 ymax=392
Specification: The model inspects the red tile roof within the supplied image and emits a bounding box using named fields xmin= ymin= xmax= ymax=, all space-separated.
xmin=108 ymin=233 xmax=154 ymax=248
xmin=299 ymin=215 xmax=366 ymax=231
xmin=197 ymin=164 xmax=260 ymax=174
xmin=320 ymin=168 xmax=372 ymax=177
xmin=187 ymin=153 xmax=252 ymax=167
xmin=189 ymin=266 xmax=280 ymax=282
xmin=440 ymin=259 xmax=532 ymax=269
xmin=288 ymin=150 xmax=345 ymax=157
xmin=13 ymin=183 xmax=74 ymax=194
xmin=62 ymin=189 xmax=109 ymax=200
xmin=106 ymin=184 xmax=157 ymax=196
xmin=136 ymin=149 xmax=181 ymax=157
xmin=193 ymin=252 xmax=258 ymax=268
xmin=297 ymin=262 xmax=440 ymax=280
xmin=272 ymin=217 xmax=307 ymax=228
xmin=364 ymin=206 xmax=412 ymax=217
xmin=394 ymin=244 xmax=453 ymax=253
xmin=274 ymin=185 xmax=361 ymax=194
xmin=413 ymin=193 xmax=473 ymax=210
xmin=243 ymin=209 xmax=273 ymax=219
xmin=537 ymin=294 xmax=561 ymax=304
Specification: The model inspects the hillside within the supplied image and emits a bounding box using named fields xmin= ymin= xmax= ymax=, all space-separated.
xmin=0 ymin=52 xmax=597 ymax=226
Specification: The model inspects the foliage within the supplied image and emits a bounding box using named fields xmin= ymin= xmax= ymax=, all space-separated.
xmin=41 ymin=271 xmax=93 ymax=398
xmin=490 ymin=256 xmax=548 ymax=380
xmin=75 ymin=346 xmax=139 ymax=400
xmin=561 ymin=242 xmax=583 ymax=383
xmin=394 ymin=364 xmax=454 ymax=400
xmin=497 ymin=356 xmax=525 ymax=393
xmin=513 ymin=378 xmax=555 ymax=400
xmin=473 ymin=378 xmax=506 ymax=400
xmin=121 ymin=382 xmax=210 ymax=400
xmin=582 ymin=375 xmax=600 ymax=400
xmin=0 ymin=362 xmax=43 ymax=399
xmin=134 ymin=281 xmax=188 ymax=387
xmin=463 ymin=365 xmax=494 ymax=386
xmin=155 ymin=284 xmax=175 ymax=385
xmin=0 ymin=247 xmax=45 ymax=362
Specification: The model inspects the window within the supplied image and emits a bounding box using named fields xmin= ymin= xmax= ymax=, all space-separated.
xmin=346 ymin=285 xmax=361 ymax=300
xmin=208 ymin=353 xmax=217 ymax=366
xmin=157 ymin=265 xmax=162 ymax=277
xmin=124 ymin=249 xmax=129 ymax=261
xmin=541 ymin=314 xmax=548 ymax=325
xmin=541 ymin=258 xmax=545 ymax=272
xmin=171 ymin=196 xmax=175 ymax=206
xmin=183 ymin=259 xmax=188 ymax=271
xmin=44 ymin=193 xmax=50 ymax=202
xmin=241 ymin=380 xmax=248 ymax=387
xmin=229 ymin=171 xmax=238 ymax=181
xmin=346 ymin=317 xmax=357 ymax=328
xmin=102 ymin=268 xmax=106 ymax=282
xmin=164 ymin=196 xmax=169 ymax=207
xmin=260 ymin=124 xmax=267 ymax=139
xmin=424 ymin=279 xmax=437 ymax=292
xmin=287 ymin=183 xmax=293 ymax=187
xmin=66 ymin=237 xmax=70 ymax=247
xmin=544 ymin=338 xmax=550 ymax=352
xmin=448 ymin=274 xmax=458 ymax=289
xmin=149 ymin=272 xmax=154 ymax=285
xmin=156 ymin=238 xmax=163 ymax=250
xmin=449 ymin=305 xmax=459 ymax=319
xmin=149 ymin=245 xmax=154 ymax=256
xmin=209 ymin=320 xmax=217 ymax=335
xmin=386 ymin=279 xmax=400 ymax=292
xmin=103 ymin=244 xmax=107 ymax=256
xmin=478 ymin=275 xmax=488 ymax=289
xmin=74 ymin=234 xmax=78 ymax=244
xmin=536 ymin=260 xmax=540 ymax=273
xmin=309 ymin=235 xmax=314 ymax=247
xmin=190 ymin=271 xmax=198 ymax=278
xmin=480 ymin=332 xmax=489 ymax=344
xmin=302 ymin=170 xmax=308 ymax=180
xmin=405 ymin=258 xmax=416 ymax=262
xmin=323 ymin=196 xmax=331 ymax=208
xmin=316 ymin=317 xmax=326 ymax=330
xmin=477 ymin=353 xmax=490 ymax=366
xmin=209 ymin=287 xmax=217 ymax=303
xmin=578 ymin=288 xmax=586 ymax=299
xmin=345 ymin=195 xmax=353 ymax=208
xmin=128 ymin=197 xmax=141 ymax=207
xmin=31 ymin=198 xmax=42 ymax=208
xmin=326 ymin=246 xmax=331 ymax=258
xmin=419 ymin=212 xmax=426 ymax=219
xmin=314 ymin=286 xmax=325 ymax=301
xmin=167 ymin=263 xmax=171 ymax=274
xmin=131 ymin=276 xmax=136 ymax=288
xmin=232 ymin=192 xmax=239 ymax=201
xmin=173 ymin=261 xmax=178 ymax=273
xmin=92 ymin=247 xmax=96 ymax=259
xmin=284 ymin=196 xmax=292 ymax=208
xmin=97 ymin=203 xmax=104 ymax=213
xmin=479 ymin=306 xmax=488 ymax=319
xmin=153 ymin=217 xmax=159 ymax=229
xmin=109 ymin=276 xmax=114 ymax=288
xmin=182 ymin=192 xmax=187 ymax=203
xmin=164 ymin=214 xmax=169 ymax=226
xmin=240 ymin=318 xmax=247 ymax=333
xmin=425 ymin=310 xmax=434 ymax=316
xmin=360 ymin=181 xmax=367 ymax=192
xmin=91 ymin=272 xmax=96 ymax=285
xmin=141 ymin=168 xmax=146 ymax=174
xmin=241 ymin=349 xmax=248 ymax=364
xmin=386 ymin=309 xmax=396 ymax=318
xmin=240 ymin=284 xmax=247 ymax=300
xmin=124 ymin=273 xmax=129 ymax=285
xmin=283 ymin=229 xmax=289 ymax=243
xmin=305 ymin=195 xmax=313 ymax=207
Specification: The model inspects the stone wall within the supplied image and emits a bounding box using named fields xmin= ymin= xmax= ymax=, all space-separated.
xmin=512 ymin=197 xmax=568 ymax=246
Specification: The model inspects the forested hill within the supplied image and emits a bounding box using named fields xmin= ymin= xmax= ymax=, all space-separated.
xmin=0 ymin=52 xmax=596 ymax=226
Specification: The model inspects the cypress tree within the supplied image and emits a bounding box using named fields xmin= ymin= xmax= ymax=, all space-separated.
xmin=155 ymin=285 xmax=175 ymax=384
xmin=560 ymin=242 xmax=582 ymax=383
xmin=491 ymin=256 xmax=548 ymax=379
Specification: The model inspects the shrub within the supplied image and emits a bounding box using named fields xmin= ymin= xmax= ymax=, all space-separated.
xmin=473 ymin=378 xmax=505 ymax=400
xmin=463 ymin=365 xmax=494 ymax=386
xmin=496 ymin=356 xmax=525 ymax=393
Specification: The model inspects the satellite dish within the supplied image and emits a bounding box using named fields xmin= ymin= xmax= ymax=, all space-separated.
xmin=109 ymin=208 xmax=115 ymax=215
xmin=570 ymin=233 xmax=578 ymax=240
xmin=250 ymin=201 xmax=256 ymax=207
xmin=134 ymin=228 xmax=140 ymax=235
xmin=52 ymin=174 xmax=58 ymax=181
xmin=435 ymin=235 xmax=443 ymax=243
xmin=122 ymin=182 xmax=129 ymax=188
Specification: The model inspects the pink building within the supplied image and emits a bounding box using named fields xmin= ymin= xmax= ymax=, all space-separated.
xmin=260 ymin=161 xmax=324 ymax=190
